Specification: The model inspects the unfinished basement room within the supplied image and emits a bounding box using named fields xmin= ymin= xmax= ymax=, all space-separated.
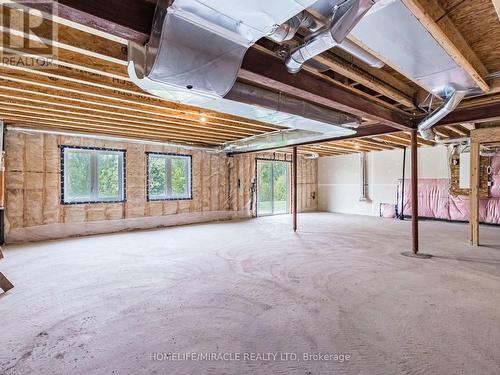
xmin=1 ymin=0 xmax=500 ymax=374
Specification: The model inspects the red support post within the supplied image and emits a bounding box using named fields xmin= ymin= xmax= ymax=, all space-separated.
xmin=292 ymin=146 xmax=298 ymax=232
xmin=411 ymin=129 xmax=419 ymax=254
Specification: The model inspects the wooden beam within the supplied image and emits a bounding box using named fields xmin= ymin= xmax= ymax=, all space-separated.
xmin=374 ymin=134 xmax=411 ymax=147
xmin=253 ymin=41 xmax=415 ymax=111
xmin=356 ymin=139 xmax=395 ymax=150
xmin=240 ymin=49 xmax=414 ymax=130
xmin=26 ymin=0 xmax=154 ymax=43
xmin=0 ymin=94 xmax=263 ymax=138
xmin=417 ymin=0 xmax=489 ymax=78
xmin=401 ymin=0 xmax=489 ymax=93
xmin=0 ymin=5 xmax=127 ymax=63
xmin=0 ymin=113 xmax=224 ymax=145
xmin=14 ymin=2 xmax=415 ymax=130
xmin=470 ymin=141 xmax=480 ymax=245
xmin=387 ymin=132 xmax=435 ymax=147
xmin=471 ymin=126 xmax=500 ymax=144
xmin=345 ymin=140 xmax=387 ymax=151
xmin=434 ymin=126 xmax=457 ymax=139
xmin=312 ymin=142 xmax=372 ymax=153
xmin=437 ymin=101 xmax=500 ymax=126
xmin=0 ymin=72 xmax=280 ymax=132
xmin=363 ymin=137 xmax=400 ymax=149
xmin=447 ymin=125 xmax=470 ymax=137
xmin=334 ymin=141 xmax=380 ymax=152
xmin=281 ymin=43 xmax=416 ymax=108
xmin=0 ymin=105 xmax=246 ymax=142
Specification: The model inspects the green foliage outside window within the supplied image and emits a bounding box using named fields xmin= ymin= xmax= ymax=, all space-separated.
xmin=257 ymin=160 xmax=289 ymax=215
xmin=273 ymin=162 xmax=288 ymax=202
xmin=171 ymin=158 xmax=187 ymax=196
xmin=67 ymin=151 xmax=91 ymax=199
xmin=149 ymin=156 xmax=167 ymax=196
xmin=64 ymin=148 xmax=124 ymax=203
xmin=148 ymin=154 xmax=191 ymax=199
xmin=98 ymin=154 xmax=120 ymax=198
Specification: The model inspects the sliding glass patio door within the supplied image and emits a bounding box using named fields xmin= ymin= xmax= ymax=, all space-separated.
xmin=256 ymin=160 xmax=290 ymax=216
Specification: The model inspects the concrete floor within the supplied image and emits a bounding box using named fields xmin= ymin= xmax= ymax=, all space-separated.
xmin=1 ymin=213 xmax=500 ymax=375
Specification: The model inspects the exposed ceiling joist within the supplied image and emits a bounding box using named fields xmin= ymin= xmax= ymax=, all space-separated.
xmin=434 ymin=126 xmax=457 ymax=138
xmin=22 ymin=0 xmax=415 ymax=131
xmin=444 ymin=125 xmax=468 ymax=137
xmin=355 ymin=139 xmax=395 ymax=150
xmin=371 ymin=135 xmax=409 ymax=148
xmin=254 ymin=40 xmax=416 ymax=109
xmin=240 ymin=49 xmax=414 ymax=130
xmin=340 ymin=140 xmax=385 ymax=152
xmin=4 ymin=0 xmax=499 ymax=157
xmin=400 ymin=0 xmax=489 ymax=92
xmin=417 ymin=0 xmax=489 ymax=78
xmin=0 ymin=5 xmax=127 ymax=64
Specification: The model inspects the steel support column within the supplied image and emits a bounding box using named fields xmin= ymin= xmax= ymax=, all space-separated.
xmin=411 ymin=129 xmax=419 ymax=254
xmin=292 ymin=146 xmax=298 ymax=232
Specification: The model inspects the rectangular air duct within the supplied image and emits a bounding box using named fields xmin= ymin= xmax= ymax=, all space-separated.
xmin=128 ymin=0 xmax=360 ymax=152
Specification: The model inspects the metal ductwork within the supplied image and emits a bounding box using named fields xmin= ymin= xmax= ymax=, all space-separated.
xmin=221 ymin=82 xmax=359 ymax=153
xmin=285 ymin=0 xmax=374 ymax=73
xmin=268 ymin=11 xmax=320 ymax=43
xmin=336 ymin=39 xmax=384 ymax=68
xmin=268 ymin=7 xmax=384 ymax=69
xmin=309 ymin=0 xmax=487 ymax=96
xmin=129 ymin=0 xmax=321 ymax=103
xmin=127 ymin=0 xmax=488 ymax=153
xmin=128 ymin=0 xmax=359 ymax=152
xmin=308 ymin=0 xmax=490 ymax=139
xmin=418 ymin=88 xmax=466 ymax=141
xmin=359 ymin=152 xmax=369 ymax=201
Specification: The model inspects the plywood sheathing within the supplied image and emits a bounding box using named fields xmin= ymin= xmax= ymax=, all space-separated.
xmin=437 ymin=0 xmax=500 ymax=73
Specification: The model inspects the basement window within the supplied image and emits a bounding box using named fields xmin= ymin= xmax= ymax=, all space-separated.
xmin=61 ymin=146 xmax=125 ymax=204
xmin=147 ymin=153 xmax=192 ymax=201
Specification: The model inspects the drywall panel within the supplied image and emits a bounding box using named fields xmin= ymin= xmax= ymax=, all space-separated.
xmin=319 ymin=145 xmax=449 ymax=216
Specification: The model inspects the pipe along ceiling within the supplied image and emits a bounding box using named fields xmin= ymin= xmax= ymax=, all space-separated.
xmin=128 ymin=0 xmax=488 ymax=152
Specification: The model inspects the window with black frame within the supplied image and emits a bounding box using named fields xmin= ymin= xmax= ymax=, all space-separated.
xmin=147 ymin=153 xmax=192 ymax=201
xmin=61 ymin=146 xmax=125 ymax=204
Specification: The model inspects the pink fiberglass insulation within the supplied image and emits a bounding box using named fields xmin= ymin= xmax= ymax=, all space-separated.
xmin=398 ymin=155 xmax=500 ymax=224
xmin=400 ymin=179 xmax=451 ymax=220
xmin=491 ymin=156 xmax=500 ymax=198
xmin=400 ymin=180 xmax=500 ymax=224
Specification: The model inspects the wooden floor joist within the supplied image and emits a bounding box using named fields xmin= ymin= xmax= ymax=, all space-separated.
xmin=0 ymin=96 xmax=263 ymax=138
xmin=401 ymin=0 xmax=489 ymax=93
xmin=0 ymin=1 xmax=498 ymax=157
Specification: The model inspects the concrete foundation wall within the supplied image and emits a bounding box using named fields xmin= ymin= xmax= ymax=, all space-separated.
xmin=318 ymin=145 xmax=449 ymax=216
xmin=4 ymin=129 xmax=318 ymax=243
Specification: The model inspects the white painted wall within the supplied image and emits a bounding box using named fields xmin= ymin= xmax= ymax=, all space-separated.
xmin=318 ymin=145 xmax=449 ymax=216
